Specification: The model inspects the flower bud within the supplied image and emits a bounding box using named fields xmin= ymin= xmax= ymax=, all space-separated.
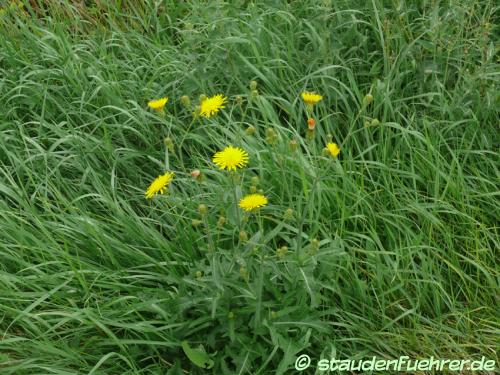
xmin=251 ymin=89 xmax=259 ymax=98
xmin=249 ymin=80 xmax=258 ymax=90
xmin=283 ymin=208 xmax=294 ymax=220
xmin=363 ymin=93 xmax=373 ymax=106
xmin=276 ymin=246 xmax=288 ymax=259
xmin=191 ymin=219 xmax=202 ymax=227
xmin=198 ymin=204 xmax=207 ymax=215
xmin=371 ymin=118 xmax=380 ymax=126
xmin=309 ymin=238 xmax=320 ymax=255
xmin=164 ymin=137 xmax=174 ymax=152
xmin=228 ymin=311 xmax=235 ymax=319
xmin=181 ymin=95 xmax=191 ymax=107
xmin=195 ymin=270 xmax=203 ymax=278
xmin=217 ymin=216 xmax=226 ymax=228
xmin=245 ymin=125 xmax=256 ymax=135
xmin=239 ymin=266 xmax=249 ymax=281
xmin=235 ymin=95 xmax=243 ymax=106
xmin=239 ymin=230 xmax=248 ymax=242
xmin=251 ymin=176 xmax=259 ymax=186
xmin=191 ymin=169 xmax=201 ymax=178
xmin=307 ymin=118 xmax=315 ymax=130
xmin=250 ymin=186 xmax=257 ymax=193
xmin=289 ymin=139 xmax=298 ymax=152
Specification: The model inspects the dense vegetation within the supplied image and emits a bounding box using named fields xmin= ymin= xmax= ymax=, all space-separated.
xmin=1 ymin=1 xmax=498 ymax=373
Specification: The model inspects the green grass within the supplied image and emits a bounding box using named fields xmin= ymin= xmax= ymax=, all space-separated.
xmin=1 ymin=0 xmax=499 ymax=374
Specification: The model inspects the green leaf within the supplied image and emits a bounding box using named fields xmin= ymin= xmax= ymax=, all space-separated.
xmin=181 ymin=341 xmax=214 ymax=369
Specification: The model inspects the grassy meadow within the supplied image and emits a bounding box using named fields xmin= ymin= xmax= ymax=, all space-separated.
xmin=0 ymin=0 xmax=499 ymax=374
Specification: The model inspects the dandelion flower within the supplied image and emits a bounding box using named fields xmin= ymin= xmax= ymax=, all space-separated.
xmin=301 ymin=91 xmax=323 ymax=105
xmin=325 ymin=142 xmax=340 ymax=158
xmin=212 ymin=146 xmax=249 ymax=171
xmin=145 ymin=172 xmax=174 ymax=199
xmin=239 ymin=193 xmax=268 ymax=212
xmin=148 ymin=97 xmax=168 ymax=112
xmin=200 ymin=94 xmax=227 ymax=118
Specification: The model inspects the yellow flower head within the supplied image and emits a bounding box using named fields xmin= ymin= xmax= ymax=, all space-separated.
xmin=239 ymin=193 xmax=268 ymax=212
xmin=148 ymin=97 xmax=168 ymax=112
xmin=301 ymin=91 xmax=323 ymax=105
xmin=200 ymin=94 xmax=227 ymax=118
xmin=212 ymin=146 xmax=249 ymax=171
xmin=145 ymin=172 xmax=174 ymax=199
xmin=325 ymin=142 xmax=340 ymax=158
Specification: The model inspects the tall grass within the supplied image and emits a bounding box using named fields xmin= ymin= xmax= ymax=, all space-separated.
xmin=1 ymin=0 xmax=499 ymax=373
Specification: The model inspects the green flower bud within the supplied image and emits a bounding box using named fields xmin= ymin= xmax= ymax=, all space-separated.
xmin=181 ymin=95 xmax=191 ymax=107
xmin=283 ymin=208 xmax=294 ymax=220
xmin=239 ymin=230 xmax=248 ymax=242
xmin=245 ymin=125 xmax=256 ymax=135
xmin=217 ymin=216 xmax=226 ymax=228
xmin=198 ymin=204 xmax=207 ymax=215
xmin=276 ymin=246 xmax=288 ymax=259
xmin=191 ymin=219 xmax=202 ymax=228
xmin=164 ymin=137 xmax=174 ymax=152
xmin=363 ymin=93 xmax=373 ymax=106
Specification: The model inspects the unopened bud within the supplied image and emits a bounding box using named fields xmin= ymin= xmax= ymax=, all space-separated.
xmin=283 ymin=208 xmax=294 ymax=220
xmin=249 ymin=80 xmax=258 ymax=90
xmin=198 ymin=204 xmax=207 ymax=215
xmin=239 ymin=266 xmax=249 ymax=281
xmin=191 ymin=219 xmax=202 ymax=227
xmin=307 ymin=118 xmax=315 ymax=130
xmin=164 ymin=137 xmax=174 ymax=152
xmin=239 ymin=230 xmax=248 ymax=242
xmin=251 ymin=176 xmax=259 ymax=186
xmin=276 ymin=246 xmax=288 ymax=259
xmin=363 ymin=93 xmax=373 ymax=106
xmin=191 ymin=169 xmax=201 ymax=178
xmin=289 ymin=139 xmax=298 ymax=152
xmin=217 ymin=216 xmax=226 ymax=228
xmin=181 ymin=95 xmax=191 ymax=107
xmin=371 ymin=118 xmax=380 ymax=126
xmin=195 ymin=270 xmax=203 ymax=278
xmin=311 ymin=238 xmax=320 ymax=249
xmin=228 ymin=311 xmax=235 ymax=319
xmin=251 ymin=89 xmax=259 ymax=98
xmin=245 ymin=125 xmax=256 ymax=135
xmin=235 ymin=95 xmax=243 ymax=106
xmin=250 ymin=186 xmax=257 ymax=193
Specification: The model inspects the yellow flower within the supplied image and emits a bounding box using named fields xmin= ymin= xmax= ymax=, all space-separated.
xmin=148 ymin=97 xmax=168 ymax=112
xmin=212 ymin=146 xmax=249 ymax=171
xmin=239 ymin=193 xmax=268 ymax=211
xmin=301 ymin=91 xmax=323 ymax=105
xmin=200 ymin=94 xmax=227 ymax=118
xmin=325 ymin=142 xmax=340 ymax=157
xmin=145 ymin=172 xmax=174 ymax=199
